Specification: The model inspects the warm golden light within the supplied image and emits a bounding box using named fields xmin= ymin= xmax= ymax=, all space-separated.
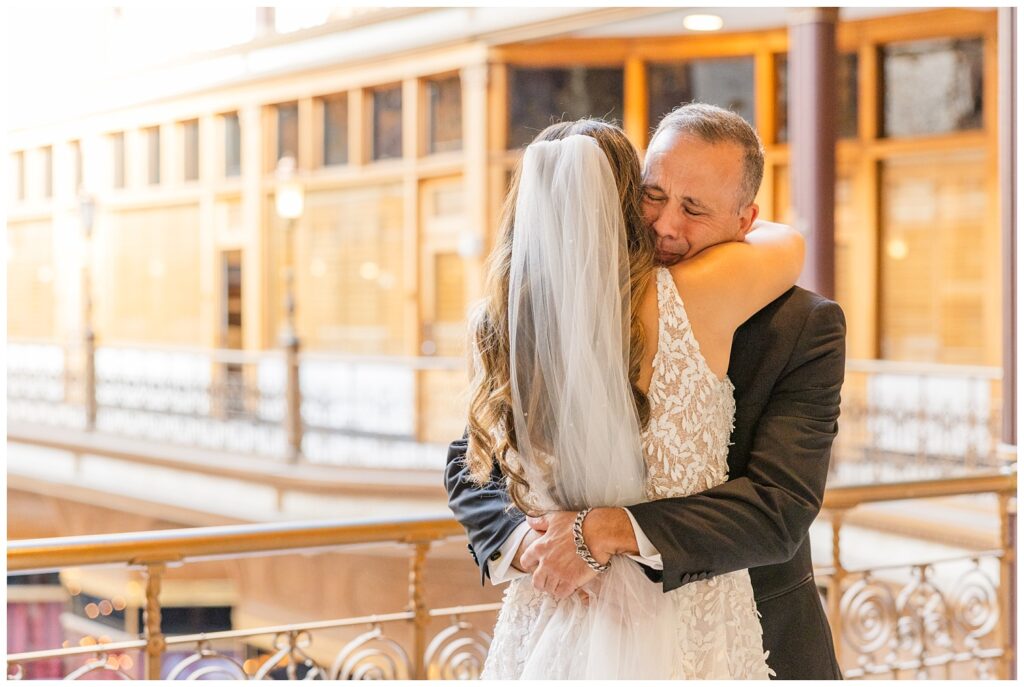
xmin=275 ymin=156 xmax=305 ymax=220
xmin=119 ymin=655 xmax=134 ymax=671
xmin=683 ymin=14 xmax=723 ymax=31
xmin=84 ymin=603 xmax=100 ymax=619
xmin=887 ymin=237 xmax=910 ymax=260
xmin=98 ymin=600 xmax=114 ymax=616
xmin=80 ymin=636 xmax=97 ymax=646
xmin=112 ymin=596 xmax=127 ymax=611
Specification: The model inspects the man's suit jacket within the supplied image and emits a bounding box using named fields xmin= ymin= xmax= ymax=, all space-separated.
xmin=444 ymin=286 xmax=846 ymax=680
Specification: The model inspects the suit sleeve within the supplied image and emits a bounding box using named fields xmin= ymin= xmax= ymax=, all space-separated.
xmin=444 ymin=435 xmax=527 ymax=584
xmin=626 ymin=300 xmax=846 ymax=593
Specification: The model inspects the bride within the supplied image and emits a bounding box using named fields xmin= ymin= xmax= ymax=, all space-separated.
xmin=461 ymin=119 xmax=803 ymax=679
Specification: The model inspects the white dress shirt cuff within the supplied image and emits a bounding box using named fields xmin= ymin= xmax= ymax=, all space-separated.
xmin=622 ymin=507 xmax=664 ymax=570
xmin=487 ymin=521 xmax=532 ymax=585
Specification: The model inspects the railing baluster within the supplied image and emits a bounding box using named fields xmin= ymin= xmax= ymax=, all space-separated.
xmin=408 ymin=541 xmax=430 ymax=680
xmin=142 ymin=563 xmax=166 ymax=680
xmin=827 ymin=508 xmax=847 ymax=668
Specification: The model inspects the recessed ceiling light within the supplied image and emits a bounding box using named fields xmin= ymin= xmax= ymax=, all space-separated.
xmin=683 ymin=14 xmax=724 ymax=32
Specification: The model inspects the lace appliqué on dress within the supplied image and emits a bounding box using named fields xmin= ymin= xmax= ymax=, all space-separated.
xmin=481 ymin=268 xmax=773 ymax=679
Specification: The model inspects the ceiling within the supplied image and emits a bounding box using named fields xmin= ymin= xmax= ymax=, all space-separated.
xmin=569 ymin=7 xmax=971 ymax=37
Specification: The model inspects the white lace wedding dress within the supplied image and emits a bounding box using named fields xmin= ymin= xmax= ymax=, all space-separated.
xmin=481 ymin=268 xmax=773 ymax=679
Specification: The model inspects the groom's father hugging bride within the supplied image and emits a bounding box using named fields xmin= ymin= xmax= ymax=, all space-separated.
xmin=445 ymin=103 xmax=846 ymax=680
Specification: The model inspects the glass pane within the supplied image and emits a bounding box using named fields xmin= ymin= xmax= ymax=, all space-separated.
xmin=42 ymin=146 xmax=53 ymax=198
xmin=648 ymin=57 xmax=754 ymax=132
xmin=322 ymin=94 xmax=348 ymax=166
xmin=507 ymin=66 xmax=624 ymax=150
xmin=372 ymin=85 xmax=403 ymax=160
xmin=880 ymin=150 xmax=988 ymax=364
xmin=93 ymin=205 xmax=202 ymax=344
xmin=146 ymin=127 xmax=160 ymax=185
xmin=276 ymin=185 xmax=407 ymax=353
xmin=183 ymin=120 xmax=199 ymax=181
xmin=224 ymin=112 xmax=241 ymax=177
xmin=427 ymin=75 xmax=462 ymax=154
xmin=111 ymin=132 xmax=125 ymax=189
xmin=71 ymin=140 xmax=82 ymax=192
xmin=276 ymin=102 xmax=298 ymax=163
xmin=12 ymin=151 xmax=25 ymax=200
xmin=775 ymin=53 xmax=858 ymax=143
xmin=882 ymin=37 xmax=983 ymax=137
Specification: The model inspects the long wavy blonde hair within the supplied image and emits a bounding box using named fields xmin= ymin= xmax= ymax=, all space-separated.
xmin=464 ymin=119 xmax=657 ymax=516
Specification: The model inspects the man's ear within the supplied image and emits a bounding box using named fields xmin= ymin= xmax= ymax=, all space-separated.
xmin=736 ymin=203 xmax=759 ymax=240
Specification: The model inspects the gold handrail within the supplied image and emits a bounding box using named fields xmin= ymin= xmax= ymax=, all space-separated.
xmin=7 ymin=515 xmax=464 ymax=573
xmin=822 ymin=470 xmax=1016 ymax=510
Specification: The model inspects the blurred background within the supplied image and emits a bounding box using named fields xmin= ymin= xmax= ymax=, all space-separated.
xmin=5 ymin=4 xmax=1018 ymax=681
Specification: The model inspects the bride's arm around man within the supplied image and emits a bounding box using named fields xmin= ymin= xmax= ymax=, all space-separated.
xmin=445 ymin=103 xmax=845 ymax=680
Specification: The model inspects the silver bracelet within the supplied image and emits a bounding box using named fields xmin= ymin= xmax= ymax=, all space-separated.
xmin=573 ymin=508 xmax=611 ymax=573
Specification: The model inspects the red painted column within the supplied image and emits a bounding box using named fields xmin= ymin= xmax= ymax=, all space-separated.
xmin=788 ymin=8 xmax=838 ymax=300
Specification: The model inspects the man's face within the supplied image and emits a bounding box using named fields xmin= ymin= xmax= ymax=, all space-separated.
xmin=642 ymin=130 xmax=759 ymax=266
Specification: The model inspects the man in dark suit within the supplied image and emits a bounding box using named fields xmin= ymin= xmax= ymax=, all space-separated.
xmin=445 ymin=103 xmax=846 ymax=680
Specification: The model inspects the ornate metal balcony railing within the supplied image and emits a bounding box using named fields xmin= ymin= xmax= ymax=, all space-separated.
xmin=6 ymin=339 xmax=462 ymax=469
xmin=6 ymin=471 xmax=1016 ymax=680
xmin=5 ymin=339 xmax=1011 ymax=479
xmin=834 ymin=360 xmax=1006 ymax=484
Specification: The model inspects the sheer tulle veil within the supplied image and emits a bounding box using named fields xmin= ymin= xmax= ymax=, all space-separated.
xmin=506 ymin=134 xmax=677 ymax=678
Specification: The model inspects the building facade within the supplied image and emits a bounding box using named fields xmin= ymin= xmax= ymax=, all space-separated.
xmin=6 ymin=7 xmax=1003 ymax=442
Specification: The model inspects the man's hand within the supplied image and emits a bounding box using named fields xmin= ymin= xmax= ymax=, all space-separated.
xmin=519 ymin=511 xmax=599 ymax=600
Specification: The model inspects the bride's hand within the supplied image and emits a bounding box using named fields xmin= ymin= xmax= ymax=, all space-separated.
xmin=519 ymin=511 xmax=600 ymax=600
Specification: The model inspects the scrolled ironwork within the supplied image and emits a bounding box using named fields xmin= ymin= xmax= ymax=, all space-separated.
xmin=165 ymin=640 xmax=248 ymax=680
xmin=424 ymin=617 xmax=492 ymax=680
xmin=64 ymin=653 xmax=134 ymax=680
xmin=253 ymin=631 xmax=327 ymax=681
xmin=839 ymin=572 xmax=898 ymax=656
xmin=329 ymin=625 xmax=411 ymax=680
xmin=950 ymin=564 xmax=1000 ymax=640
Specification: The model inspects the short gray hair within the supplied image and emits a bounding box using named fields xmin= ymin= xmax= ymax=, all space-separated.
xmin=651 ymin=103 xmax=765 ymax=209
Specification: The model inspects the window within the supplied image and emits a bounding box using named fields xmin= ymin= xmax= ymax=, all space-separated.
xmin=276 ymin=102 xmax=298 ymax=164
xmin=70 ymin=140 xmax=82 ymax=193
xmin=426 ymin=75 xmax=462 ymax=154
xmin=879 ymin=150 xmax=987 ymax=363
xmin=224 ymin=112 xmax=241 ymax=177
xmin=647 ymin=57 xmax=755 ymax=132
xmin=881 ymin=37 xmax=983 ymax=137
xmin=372 ymin=85 xmax=403 ymax=160
xmin=41 ymin=146 xmax=53 ymax=198
xmin=507 ymin=66 xmax=624 ymax=150
xmin=183 ymin=120 xmax=199 ymax=181
xmin=11 ymin=152 xmax=25 ymax=201
xmin=278 ymin=184 xmax=407 ymax=354
xmin=111 ymin=132 xmax=125 ymax=189
xmin=145 ymin=127 xmax=160 ymax=185
xmin=322 ymin=94 xmax=349 ymax=166
xmin=775 ymin=53 xmax=858 ymax=143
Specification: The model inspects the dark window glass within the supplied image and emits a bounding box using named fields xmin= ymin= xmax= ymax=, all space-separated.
xmin=507 ymin=66 xmax=624 ymax=150
xmin=41 ymin=146 xmax=53 ymax=198
xmin=111 ymin=132 xmax=125 ymax=189
xmin=224 ymin=112 xmax=241 ymax=177
xmin=372 ymin=85 xmax=403 ymax=160
xmin=776 ymin=53 xmax=858 ymax=143
xmin=427 ymin=75 xmax=462 ymax=154
xmin=881 ymin=37 xmax=983 ymax=137
xmin=183 ymin=120 xmax=199 ymax=181
xmin=146 ymin=127 xmax=160 ymax=185
xmin=648 ymin=57 xmax=755 ymax=133
xmin=276 ymin=102 xmax=298 ymax=164
xmin=322 ymin=94 xmax=349 ymax=166
xmin=71 ymin=140 xmax=82 ymax=192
